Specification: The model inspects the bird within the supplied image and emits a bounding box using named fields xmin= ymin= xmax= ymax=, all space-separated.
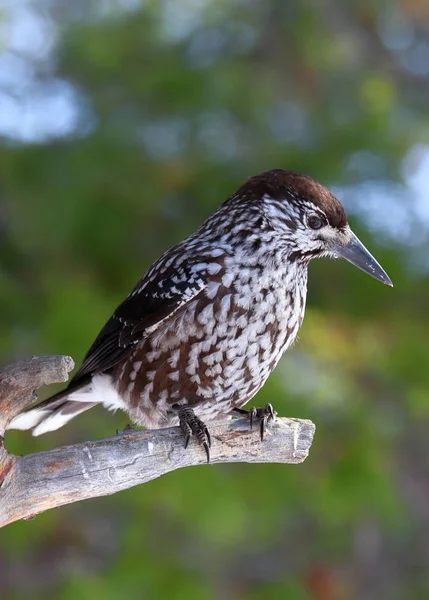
xmin=8 ymin=169 xmax=392 ymax=461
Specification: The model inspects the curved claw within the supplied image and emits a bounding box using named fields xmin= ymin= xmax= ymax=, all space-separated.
xmin=204 ymin=426 xmax=212 ymax=449
xmin=202 ymin=440 xmax=210 ymax=463
xmin=259 ymin=403 xmax=274 ymax=440
xmin=197 ymin=424 xmax=211 ymax=463
xmin=178 ymin=406 xmax=212 ymax=463
xmin=234 ymin=402 xmax=276 ymax=441
xmin=249 ymin=407 xmax=258 ymax=431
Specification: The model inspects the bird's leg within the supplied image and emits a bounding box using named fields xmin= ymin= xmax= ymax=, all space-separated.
xmin=177 ymin=406 xmax=211 ymax=463
xmin=234 ymin=403 xmax=276 ymax=441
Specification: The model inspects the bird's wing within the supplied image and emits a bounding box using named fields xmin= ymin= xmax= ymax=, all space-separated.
xmin=67 ymin=248 xmax=223 ymax=387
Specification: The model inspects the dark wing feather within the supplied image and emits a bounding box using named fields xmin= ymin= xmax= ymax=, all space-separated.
xmin=68 ymin=318 xmax=126 ymax=383
xmin=66 ymin=249 xmax=218 ymax=389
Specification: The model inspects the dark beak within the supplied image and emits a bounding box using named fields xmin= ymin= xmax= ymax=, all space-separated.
xmin=332 ymin=231 xmax=393 ymax=286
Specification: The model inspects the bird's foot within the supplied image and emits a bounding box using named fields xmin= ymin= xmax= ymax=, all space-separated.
xmin=178 ymin=406 xmax=211 ymax=463
xmin=234 ymin=403 xmax=276 ymax=441
xmin=116 ymin=423 xmax=135 ymax=435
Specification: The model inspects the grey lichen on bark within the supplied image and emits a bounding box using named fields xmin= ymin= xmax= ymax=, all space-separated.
xmin=0 ymin=356 xmax=315 ymax=528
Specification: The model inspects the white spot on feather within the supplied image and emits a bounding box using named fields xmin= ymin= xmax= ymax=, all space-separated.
xmin=8 ymin=408 xmax=51 ymax=431
xmin=197 ymin=303 xmax=214 ymax=325
xmin=206 ymin=281 xmax=221 ymax=299
xmin=222 ymin=272 xmax=234 ymax=287
xmin=32 ymin=411 xmax=82 ymax=436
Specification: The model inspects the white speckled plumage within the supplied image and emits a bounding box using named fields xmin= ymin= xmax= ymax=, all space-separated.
xmin=9 ymin=169 xmax=390 ymax=438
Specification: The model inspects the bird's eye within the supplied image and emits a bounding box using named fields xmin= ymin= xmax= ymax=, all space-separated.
xmin=307 ymin=215 xmax=323 ymax=230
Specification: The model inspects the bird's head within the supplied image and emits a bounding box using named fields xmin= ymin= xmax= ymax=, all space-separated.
xmin=236 ymin=169 xmax=392 ymax=286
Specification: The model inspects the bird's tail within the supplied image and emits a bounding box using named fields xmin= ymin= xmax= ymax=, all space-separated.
xmin=7 ymin=373 xmax=125 ymax=436
xmin=7 ymin=384 xmax=98 ymax=436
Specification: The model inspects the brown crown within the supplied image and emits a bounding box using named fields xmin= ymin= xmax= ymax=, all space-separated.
xmin=238 ymin=169 xmax=347 ymax=229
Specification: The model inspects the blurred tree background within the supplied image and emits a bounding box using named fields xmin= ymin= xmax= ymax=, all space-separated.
xmin=1 ymin=0 xmax=429 ymax=598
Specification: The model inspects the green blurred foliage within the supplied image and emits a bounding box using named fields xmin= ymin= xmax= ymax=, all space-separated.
xmin=1 ymin=1 xmax=429 ymax=599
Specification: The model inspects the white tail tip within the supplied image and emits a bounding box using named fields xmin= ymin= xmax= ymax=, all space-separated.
xmin=8 ymin=409 xmax=51 ymax=431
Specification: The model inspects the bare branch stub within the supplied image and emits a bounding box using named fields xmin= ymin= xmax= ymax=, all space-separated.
xmin=0 ymin=355 xmax=75 ymax=434
xmin=0 ymin=355 xmax=75 ymax=497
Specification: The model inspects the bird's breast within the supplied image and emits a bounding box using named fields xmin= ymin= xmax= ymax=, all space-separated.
xmin=116 ymin=261 xmax=308 ymax=426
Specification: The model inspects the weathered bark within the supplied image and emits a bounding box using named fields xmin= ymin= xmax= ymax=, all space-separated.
xmin=0 ymin=355 xmax=75 ymax=432
xmin=0 ymin=356 xmax=316 ymax=528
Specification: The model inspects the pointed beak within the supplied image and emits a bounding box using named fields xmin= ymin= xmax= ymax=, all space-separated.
xmin=332 ymin=231 xmax=393 ymax=286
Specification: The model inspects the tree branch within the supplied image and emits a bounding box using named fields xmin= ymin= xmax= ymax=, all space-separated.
xmin=0 ymin=355 xmax=75 ymax=432
xmin=0 ymin=356 xmax=316 ymax=528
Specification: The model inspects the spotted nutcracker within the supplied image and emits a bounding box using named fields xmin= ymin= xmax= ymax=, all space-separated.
xmin=9 ymin=170 xmax=392 ymax=461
